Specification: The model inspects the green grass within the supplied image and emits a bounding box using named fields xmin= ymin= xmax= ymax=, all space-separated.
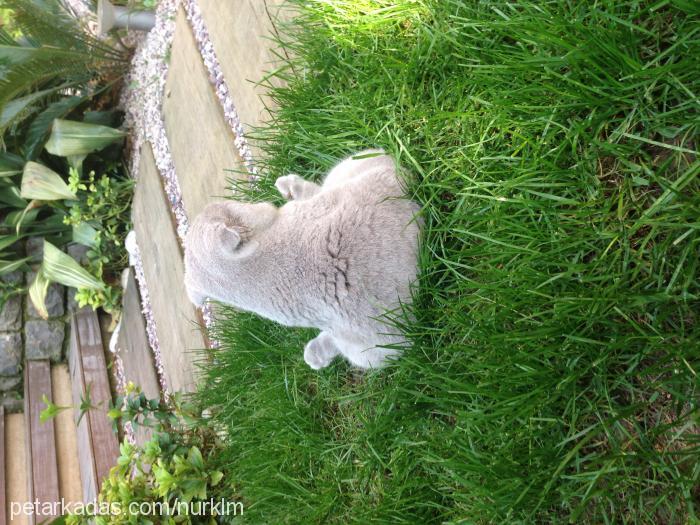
xmin=196 ymin=1 xmax=700 ymax=522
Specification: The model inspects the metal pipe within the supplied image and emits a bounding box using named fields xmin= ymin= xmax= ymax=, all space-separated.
xmin=97 ymin=0 xmax=155 ymax=35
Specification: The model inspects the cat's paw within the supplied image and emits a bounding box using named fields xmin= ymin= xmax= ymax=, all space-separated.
xmin=275 ymin=174 xmax=321 ymax=201
xmin=275 ymin=174 xmax=303 ymax=200
xmin=303 ymin=334 xmax=339 ymax=370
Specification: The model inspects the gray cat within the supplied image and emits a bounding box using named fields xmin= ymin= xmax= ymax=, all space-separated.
xmin=184 ymin=150 xmax=420 ymax=369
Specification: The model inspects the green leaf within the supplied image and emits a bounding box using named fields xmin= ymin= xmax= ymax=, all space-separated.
xmin=72 ymin=222 xmax=98 ymax=247
xmin=4 ymin=207 xmax=39 ymax=229
xmin=0 ymin=257 xmax=30 ymax=275
xmin=0 ymin=184 xmax=27 ymax=208
xmin=188 ymin=446 xmax=204 ymax=470
xmin=0 ymin=151 xmax=25 ymax=178
xmin=14 ymin=200 xmax=42 ymax=235
xmin=42 ymin=240 xmax=104 ymax=290
xmin=29 ymin=270 xmax=50 ymax=319
xmin=209 ymin=470 xmax=224 ymax=487
xmin=21 ymin=161 xmax=77 ymax=200
xmin=25 ymin=95 xmax=86 ymax=160
xmin=45 ymin=119 xmax=125 ymax=157
xmin=0 ymin=88 xmax=48 ymax=132
xmin=39 ymin=394 xmax=68 ymax=423
xmin=0 ymin=234 xmax=22 ymax=252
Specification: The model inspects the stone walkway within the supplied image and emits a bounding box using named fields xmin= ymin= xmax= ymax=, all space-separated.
xmin=120 ymin=1 xmax=290 ymax=394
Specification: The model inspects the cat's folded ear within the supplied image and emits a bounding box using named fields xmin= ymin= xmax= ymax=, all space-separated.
xmin=216 ymin=223 xmax=242 ymax=254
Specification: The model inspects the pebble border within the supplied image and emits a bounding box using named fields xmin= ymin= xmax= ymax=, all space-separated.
xmin=120 ymin=0 xmax=259 ymax=394
xmin=181 ymin=0 xmax=257 ymax=177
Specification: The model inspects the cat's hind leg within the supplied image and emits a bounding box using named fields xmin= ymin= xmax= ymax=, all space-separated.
xmin=303 ymin=331 xmax=341 ymax=370
xmin=275 ymin=174 xmax=321 ymax=201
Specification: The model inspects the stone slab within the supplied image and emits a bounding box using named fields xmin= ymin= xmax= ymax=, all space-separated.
xmin=163 ymin=7 xmax=243 ymax=220
xmin=0 ymin=295 xmax=21 ymax=331
xmin=116 ymin=269 xmax=161 ymax=399
xmin=197 ymin=0 xmax=288 ymax=158
xmin=132 ymin=143 xmax=206 ymax=393
xmin=25 ymin=320 xmax=65 ymax=362
xmin=116 ymin=269 xmax=161 ymax=445
xmin=26 ymin=270 xmax=65 ymax=319
xmin=0 ymin=331 xmax=21 ymax=376
xmin=0 ymin=375 xmax=21 ymax=391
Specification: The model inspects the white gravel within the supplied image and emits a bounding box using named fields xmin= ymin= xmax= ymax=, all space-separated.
xmin=119 ymin=0 xmax=263 ymax=392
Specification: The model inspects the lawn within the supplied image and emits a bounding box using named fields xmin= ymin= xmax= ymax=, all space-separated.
xmin=196 ymin=1 xmax=699 ymax=522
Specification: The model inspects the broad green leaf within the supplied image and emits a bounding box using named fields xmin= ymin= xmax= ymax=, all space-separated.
xmin=0 ymin=151 xmax=24 ymax=177
xmin=67 ymin=154 xmax=87 ymax=171
xmin=45 ymin=119 xmax=125 ymax=157
xmin=42 ymin=240 xmax=103 ymax=290
xmin=72 ymin=222 xmax=98 ymax=247
xmin=4 ymin=207 xmax=40 ymax=229
xmin=29 ymin=270 xmax=50 ymax=319
xmin=83 ymin=110 xmax=118 ymax=127
xmin=14 ymin=200 xmax=43 ymax=235
xmin=0 ymin=257 xmax=30 ymax=275
xmin=21 ymin=161 xmax=77 ymax=200
xmin=0 ymin=234 xmax=21 ymax=251
xmin=0 ymin=184 xmax=27 ymax=207
xmin=25 ymin=95 xmax=86 ymax=160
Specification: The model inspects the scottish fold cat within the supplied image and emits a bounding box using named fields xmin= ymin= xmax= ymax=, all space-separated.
xmin=184 ymin=150 xmax=420 ymax=369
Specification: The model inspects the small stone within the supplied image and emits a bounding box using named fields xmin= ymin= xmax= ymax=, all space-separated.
xmin=26 ymin=236 xmax=44 ymax=263
xmin=1 ymin=270 xmax=22 ymax=285
xmin=0 ymin=375 xmax=21 ymax=392
xmin=26 ymin=270 xmax=65 ymax=318
xmin=0 ymin=332 xmax=22 ymax=375
xmin=0 ymin=295 xmax=22 ymax=331
xmin=66 ymin=288 xmax=80 ymax=313
xmin=1 ymin=392 xmax=23 ymax=412
xmin=67 ymin=243 xmax=90 ymax=266
xmin=25 ymin=320 xmax=65 ymax=362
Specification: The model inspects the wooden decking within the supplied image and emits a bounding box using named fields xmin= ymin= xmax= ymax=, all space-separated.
xmin=24 ymin=360 xmax=60 ymax=524
xmin=68 ymin=309 xmax=120 ymax=503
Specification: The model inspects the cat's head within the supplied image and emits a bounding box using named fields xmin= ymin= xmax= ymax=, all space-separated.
xmin=183 ymin=200 xmax=277 ymax=306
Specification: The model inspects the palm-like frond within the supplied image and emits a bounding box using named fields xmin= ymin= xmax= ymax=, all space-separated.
xmin=0 ymin=0 xmax=128 ymax=136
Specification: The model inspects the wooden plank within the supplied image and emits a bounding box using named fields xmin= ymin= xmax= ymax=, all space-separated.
xmin=24 ymin=360 xmax=60 ymax=524
xmin=196 ymin=0 xmax=287 ymax=158
xmin=70 ymin=309 xmax=120 ymax=502
xmin=68 ymin=322 xmax=97 ymax=504
xmin=5 ymin=412 xmax=28 ymax=525
xmin=132 ymin=143 xmax=207 ymax=393
xmin=0 ymin=406 xmax=5 ymax=525
xmin=51 ymin=364 xmax=83 ymax=504
xmin=163 ymin=7 xmax=243 ymax=220
xmin=115 ymin=269 xmax=161 ymax=444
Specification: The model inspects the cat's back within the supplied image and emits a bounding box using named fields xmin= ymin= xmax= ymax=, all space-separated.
xmin=305 ymin=156 xmax=420 ymax=309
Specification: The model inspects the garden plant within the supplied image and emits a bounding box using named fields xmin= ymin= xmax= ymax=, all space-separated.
xmin=0 ymin=0 xmax=133 ymax=318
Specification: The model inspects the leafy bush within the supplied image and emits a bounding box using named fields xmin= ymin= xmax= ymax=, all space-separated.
xmin=0 ymin=0 xmax=133 ymax=315
xmin=0 ymin=0 xmax=129 ymax=146
xmin=1 ymin=117 xmax=132 ymax=317
xmin=59 ymin=386 xmax=242 ymax=524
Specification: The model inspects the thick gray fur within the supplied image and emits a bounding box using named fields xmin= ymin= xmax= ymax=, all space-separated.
xmin=184 ymin=150 xmax=420 ymax=369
